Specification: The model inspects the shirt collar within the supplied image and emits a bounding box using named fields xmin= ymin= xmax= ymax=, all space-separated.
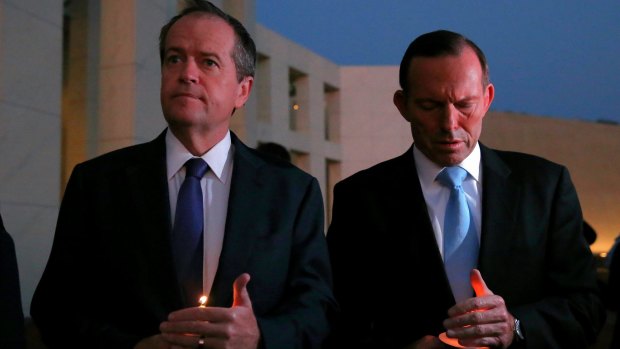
xmin=413 ymin=142 xmax=481 ymax=185
xmin=166 ymin=129 xmax=232 ymax=182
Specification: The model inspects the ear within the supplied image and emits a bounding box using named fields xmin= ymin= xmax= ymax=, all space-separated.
xmin=234 ymin=76 xmax=254 ymax=108
xmin=393 ymin=90 xmax=412 ymax=122
xmin=483 ymin=82 xmax=495 ymax=113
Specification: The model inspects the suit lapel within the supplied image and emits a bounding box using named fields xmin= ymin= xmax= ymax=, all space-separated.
xmin=478 ymin=144 xmax=521 ymax=288
xmin=209 ymin=133 xmax=264 ymax=307
xmin=389 ymin=150 xmax=443 ymax=262
xmin=125 ymin=131 xmax=184 ymax=312
xmin=387 ymin=148 xmax=456 ymax=321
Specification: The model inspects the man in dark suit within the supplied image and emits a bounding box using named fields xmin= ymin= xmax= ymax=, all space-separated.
xmin=608 ymin=234 xmax=620 ymax=349
xmin=31 ymin=1 xmax=334 ymax=348
xmin=0 ymin=213 xmax=26 ymax=349
xmin=325 ymin=30 xmax=604 ymax=349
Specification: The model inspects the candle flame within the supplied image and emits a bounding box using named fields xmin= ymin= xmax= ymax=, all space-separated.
xmin=199 ymin=295 xmax=208 ymax=307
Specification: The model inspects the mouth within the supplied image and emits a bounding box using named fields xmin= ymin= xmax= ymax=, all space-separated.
xmin=172 ymin=91 xmax=205 ymax=102
xmin=174 ymin=92 xmax=199 ymax=99
xmin=436 ymin=139 xmax=463 ymax=150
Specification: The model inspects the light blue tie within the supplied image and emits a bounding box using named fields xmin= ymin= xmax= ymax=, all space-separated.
xmin=172 ymin=158 xmax=209 ymax=305
xmin=437 ymin=167 xmax=479 ymax=303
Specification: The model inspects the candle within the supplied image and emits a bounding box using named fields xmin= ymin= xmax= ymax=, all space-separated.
xmin=439 ymin=332 xmax=465 ymax=348
xmin=438 ymin=332 xmax=487 ymax=349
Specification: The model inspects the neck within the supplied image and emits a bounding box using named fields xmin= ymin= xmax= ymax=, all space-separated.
xmin=168 ymin=126 xmax=227 ymax=156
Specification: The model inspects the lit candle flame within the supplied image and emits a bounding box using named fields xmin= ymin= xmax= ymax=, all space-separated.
xmin=198 ymin=295 xmax=208 ymax=307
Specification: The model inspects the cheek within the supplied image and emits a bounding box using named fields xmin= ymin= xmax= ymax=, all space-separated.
xmin=411 ymin=116 xmax=437 ymax=133
xmin=463 ymin=118 xmax=483 ymax=138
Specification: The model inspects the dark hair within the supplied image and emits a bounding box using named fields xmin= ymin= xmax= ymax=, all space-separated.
xmin=582 ymin=220 xmax=597 ymax=246
xmin=256 ymin=142 xmax=291 ymax=162
xmin=398 ymin=30 xmax=489 ymax=91
xmin=158 ymin=0 xmax=256 ymax=82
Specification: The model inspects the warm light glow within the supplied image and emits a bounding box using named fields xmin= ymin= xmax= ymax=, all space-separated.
xmin=292 ymin=103 xmax=300 ymax=111
xmin=439 ymin=332 xmax=465 ymax=348
xmin=600 ymin=252 xmax=608 ymax=258
xmin=439 ymin=332 xmax=487 ymax=348
xmin=199 ymin=295 xmax=208 ymax=307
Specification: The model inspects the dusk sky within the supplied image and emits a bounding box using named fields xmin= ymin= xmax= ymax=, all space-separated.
xmin=257 ymin=1 xmax=620 ymax=124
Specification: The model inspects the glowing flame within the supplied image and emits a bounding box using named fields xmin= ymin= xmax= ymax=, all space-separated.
xmin=199 ymin=295 xmax=208 ymax=307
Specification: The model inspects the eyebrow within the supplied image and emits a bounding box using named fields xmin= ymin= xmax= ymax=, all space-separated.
xmin=164 ymin=47 xmax=224 ymax=61
xmin=414 ymin=96 xmax=479 ymax=103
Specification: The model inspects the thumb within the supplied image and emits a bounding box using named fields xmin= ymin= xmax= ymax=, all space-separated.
xmin=232 ymin=273 xmax=253 ymax=308
xmin=470 ymin=269 xmax=494 ymax=297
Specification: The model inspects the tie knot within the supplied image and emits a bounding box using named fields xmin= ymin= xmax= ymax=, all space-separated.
xmin=437 ymin=166 xmax=468 ymax=188
xmin=184 ymin=158 xmax=209 ymax=179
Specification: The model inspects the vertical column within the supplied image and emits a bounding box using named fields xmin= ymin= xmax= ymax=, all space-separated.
xmin=307 ymin=74 xmax=327 ymax=212
xmin=97 ymin=0 xmax=137 ymax=154
xmin=63 ymin=0 xmax=93 ymax=187
xmin=96 ymin=0 xmax=172 ymax=154
xmin=0 ymin=0 xmax=64 ymax=314
xmin=224 ymin=0 xmax=258 ymax=146
xmin=134 ymin=0 xmax=173 ymax=143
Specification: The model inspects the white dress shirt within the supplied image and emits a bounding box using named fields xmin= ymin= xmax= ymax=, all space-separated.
xmin=166 ymin=130 xmax=233 ymax=297
xmin=413 ymin=143 xmax=483 ymax=259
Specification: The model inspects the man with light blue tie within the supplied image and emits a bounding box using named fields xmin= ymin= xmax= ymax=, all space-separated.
xmin=325 ymin=30 xmax=604 ymax=349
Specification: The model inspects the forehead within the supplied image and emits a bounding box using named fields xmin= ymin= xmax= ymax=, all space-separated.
xmin=407 ymin=47 xmax=484 ymax=91
xmin=165 ymin=13 xmax=236 ymax=51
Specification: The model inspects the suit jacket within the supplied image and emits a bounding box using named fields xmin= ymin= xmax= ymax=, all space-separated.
xmin=31 ymin=130 xmax=335 ymax=349
xmin=0 ymin=213 xmax=26 ymax=349
xmin=325 ymin=143 xmax=604 ymax=349
xmin=608 ymin=237 xmax=620 ymax=348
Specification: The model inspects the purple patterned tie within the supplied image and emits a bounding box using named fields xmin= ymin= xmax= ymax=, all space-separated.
xmin=172 ymin=158 xmax=208 ymax=305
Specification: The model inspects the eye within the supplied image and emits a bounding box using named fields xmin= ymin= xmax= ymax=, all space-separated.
xmin=203 ymin=58 xmax=218 ymax=67
xmin=418 ymin=101 xmax=440 ymax=111
xmin=165 ymin=54 xmax=182 ymax=64
xmin=456 ymin=102 xmax=475 ymax=112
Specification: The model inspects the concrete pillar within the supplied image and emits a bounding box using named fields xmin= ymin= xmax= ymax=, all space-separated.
xmin=97 ymin=0 xmax=169 ymax=154
xmin=0 ymin=0 xmax=64 ymax=314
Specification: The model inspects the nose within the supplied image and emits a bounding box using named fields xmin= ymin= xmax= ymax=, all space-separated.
xmin=440 ymin=104 xmax=460 ymax=131
xmin=179 ymin=59 xmax=199 ymax=84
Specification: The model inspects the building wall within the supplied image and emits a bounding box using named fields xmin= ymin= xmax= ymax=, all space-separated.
xmin=339 ymin=66 xmax=410 ymax=179
xmin=254 ymin=25 xmax=342 ymax=220
xmin=0 ymin=0 xmax=64 ymax=315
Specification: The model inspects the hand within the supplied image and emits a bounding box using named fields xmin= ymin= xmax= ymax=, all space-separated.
xmin=404 ymin=335 xmax=450 ymax=349
xmin=442 ymin=269 xmax=515 ymax=348
xmin=134 ymin=334 xmax=170 ymax=349
xmin=160 ymin=273 xmax=260 ymax=349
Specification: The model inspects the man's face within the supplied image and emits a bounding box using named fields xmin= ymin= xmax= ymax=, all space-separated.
xmin=394 ymin=46 xmax=494 ymax=167
xmin=160 ymin=13 xmax=252 ymax=137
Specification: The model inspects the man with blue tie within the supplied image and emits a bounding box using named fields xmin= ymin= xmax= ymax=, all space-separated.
xmin=325 ymin=30 xmax=604 ymax=349
xmin=31 ymin=1 xmax=335 ymax=348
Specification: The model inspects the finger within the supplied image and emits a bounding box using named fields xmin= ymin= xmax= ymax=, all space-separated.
xmin=446 ymin=303 xmax=510 ymax=329
xmin=161 ymin=319 xmax=205 ymax=334
xmin=470 ymin=269 xmax=493 ymax=297
xmin=232 ymin=273 xmax=252 ymax=308
xmin=161 ymin=332 xmax=199 ymax=347
xmin=167 ymin=306 xmax=207 ymax=321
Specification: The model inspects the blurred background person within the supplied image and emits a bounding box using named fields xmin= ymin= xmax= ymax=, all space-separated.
xmin=1 ymin=212 xmax=26 ymax=349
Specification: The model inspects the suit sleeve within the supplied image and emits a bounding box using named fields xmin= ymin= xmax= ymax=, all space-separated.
xmin=0 ymin=216 xmax=26 ymax=349
xmin=323 ymin=180 xmax=376 ymax=349
xmin=255 ymin=178 xmax=337 ymax=349
xmin=30 ymin=166 xmax=143 ymax=349
xmin=509 ymin=167 xmax=606 ymax=348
